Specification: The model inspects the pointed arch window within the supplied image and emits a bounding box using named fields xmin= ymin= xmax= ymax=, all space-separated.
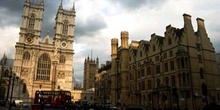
xmin=62 ymin=21 xmax=68 ymax=35
xmin=23 ymin=51 xmax=30 ymax=60
xmin=28 ymin=13 xmax=35 ymax=29
xmin=59 ymin=55 xmax=66 ymax=64
xmin=36 ymin=53 xmax=51 ymax=80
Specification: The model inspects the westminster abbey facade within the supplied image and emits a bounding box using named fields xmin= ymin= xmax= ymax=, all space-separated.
xmin=11 ymin=0 xmax=75 ymax=102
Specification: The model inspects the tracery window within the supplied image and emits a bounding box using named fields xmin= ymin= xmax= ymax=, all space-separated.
xmin=59 ymin=55 xmax=66 ymax=64
xmin=36 ymin=53 xmax=51 ymax=80
xmin=28 ymin=13 xmax=35 ymax=29
xmin=23 ymin=51 xmax=30 ymax=60
xmin=62 ymin=21 xmax=68 ymax=35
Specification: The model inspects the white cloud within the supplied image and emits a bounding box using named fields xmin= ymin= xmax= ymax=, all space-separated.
xmin=0 ymin=26 xmax=19 ymax=58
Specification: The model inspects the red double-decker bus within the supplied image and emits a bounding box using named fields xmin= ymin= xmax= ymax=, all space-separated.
xmin=34 ymin=90 xmax=71 ymax=106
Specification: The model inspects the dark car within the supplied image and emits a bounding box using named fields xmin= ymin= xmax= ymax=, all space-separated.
xmin=0 ymin=99 xmax=6 ymax=106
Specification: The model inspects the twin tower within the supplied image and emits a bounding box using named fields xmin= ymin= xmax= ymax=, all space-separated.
xmin=12 ymin=0 xmax=75 ymax=102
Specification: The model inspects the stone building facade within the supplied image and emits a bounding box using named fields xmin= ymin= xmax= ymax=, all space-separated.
xmin=83 ymin=56 xmax=99 ymax=91
xmin=110 ymin=14 xmax=220 ymax=109
xmin=12 ymin=0 xmax=75 ymax=102
xmin=95 ymin=61 xmax=111 ymax=104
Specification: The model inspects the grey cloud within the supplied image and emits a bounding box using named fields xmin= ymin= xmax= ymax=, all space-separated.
xmin=0 ymin=0 xmax=23 ymax=27
xmin=75 ymin=14 xmax=107 ymax=37
xmin=109 ymin=0 xmax=166 ymax=10
xmin=0 ymin=0 xmax=67 ymax=37
xmin=0 ymin=0 xmax=107 ymax=38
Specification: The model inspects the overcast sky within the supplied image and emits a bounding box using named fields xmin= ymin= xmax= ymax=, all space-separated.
xmin=0 ymin=0 xmax=220 ymax=84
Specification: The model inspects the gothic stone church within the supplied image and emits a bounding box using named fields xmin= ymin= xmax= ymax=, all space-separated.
xmin=12 ymin=0 xmax=75 ymax=102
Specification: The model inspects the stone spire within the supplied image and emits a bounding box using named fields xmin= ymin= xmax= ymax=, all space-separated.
xmin=72 ymin=2 xmax=75 ymax=11
xmin=59 ymin=0 xmax=63 ymax=10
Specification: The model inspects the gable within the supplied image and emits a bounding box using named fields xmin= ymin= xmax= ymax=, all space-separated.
xmin=41 ymin=34 xmax=53 ymax=44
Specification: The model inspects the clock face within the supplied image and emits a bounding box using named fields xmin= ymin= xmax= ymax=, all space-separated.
xmin=26 ymin=37 xmax=33 ymax=43
xmin=61 ymin=41 xmax=67 ymax=48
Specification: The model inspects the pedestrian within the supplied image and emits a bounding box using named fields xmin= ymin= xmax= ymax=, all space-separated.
xmin=203 ymin=96 xmax=220 ymax=110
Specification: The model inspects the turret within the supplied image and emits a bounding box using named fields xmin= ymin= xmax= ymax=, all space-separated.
xmin=121 ymin=31 xmax=129 ymax=49
xmin=111 ymin=38 xmax=118 ymax=57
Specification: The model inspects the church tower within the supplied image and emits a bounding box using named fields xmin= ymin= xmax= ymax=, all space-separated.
xmin=53 ymin=1 xmax=76 ymax=91
xmin=13 ymin=0 xmax=75 ymax=102
xmin=83 ymin=56 xmax=99 ymax=91
xmin=19 ymin=0 xmax=44 ymax=45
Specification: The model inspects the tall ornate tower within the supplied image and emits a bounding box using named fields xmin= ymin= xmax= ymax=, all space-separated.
xmin=83 ymin=56 xmax=99 ymax=91
xmin=110 ymin=31 xmax=129 ymax=105
xmin=110 ymin=38 xmax=118 ymax=105
xmin=119 ymin=31 xmax=129 ymax=104
xmin=19 ymin=0 xmax=44 ymax=45
xmin=13 ymin=0 xmax=75 ymax=102
xmin=53 ymin=1 xmax=75 ymax=91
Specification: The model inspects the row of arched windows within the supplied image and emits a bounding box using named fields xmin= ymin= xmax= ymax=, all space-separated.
xmin=22 ymin=52 xmax=65 ymax=63
xmin=28 ymin=13 xmax=69 ymax=35
xmin=153 ymin=73 xmax=190 ymax=88
xmin=22 ymin=52 xmax=66 ymax=80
